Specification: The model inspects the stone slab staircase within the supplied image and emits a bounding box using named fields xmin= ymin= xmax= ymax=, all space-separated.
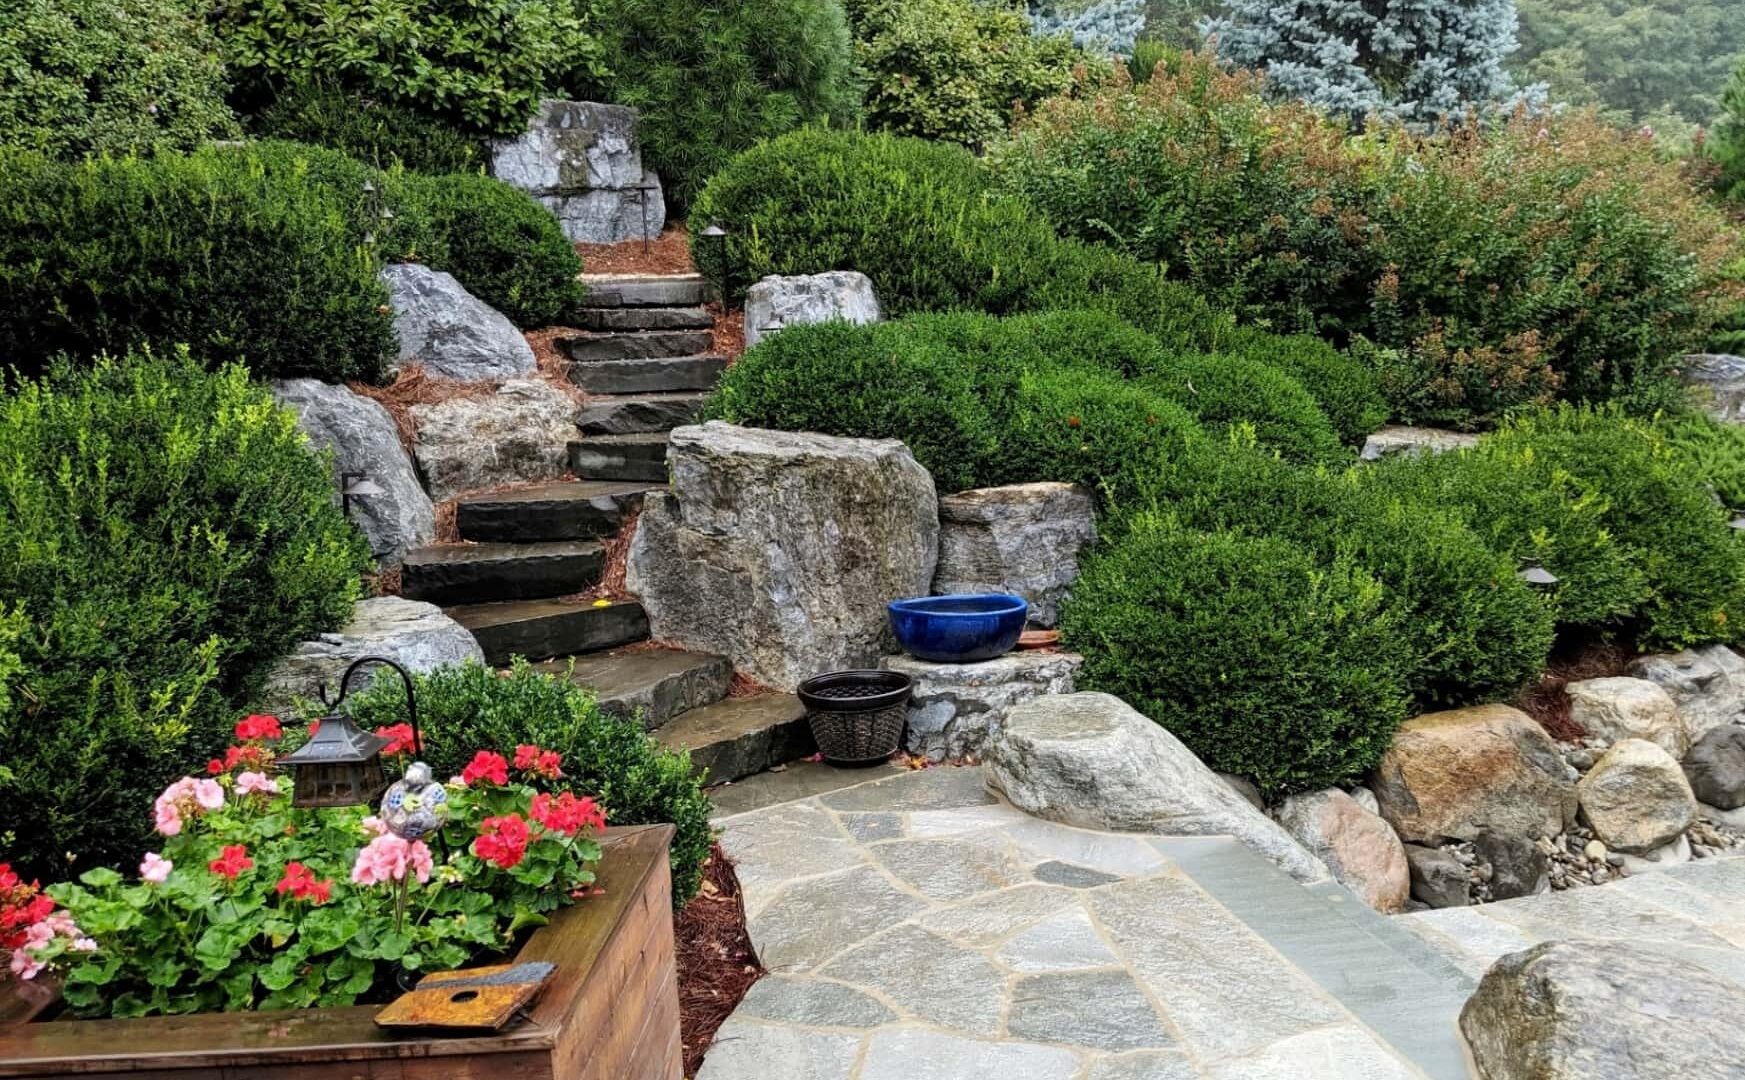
xmin=398 ymin=274 xmax=813 ymax=783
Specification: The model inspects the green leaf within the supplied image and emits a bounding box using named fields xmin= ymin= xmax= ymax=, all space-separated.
xmin=78 ymin=867 xmax=124 ymax=889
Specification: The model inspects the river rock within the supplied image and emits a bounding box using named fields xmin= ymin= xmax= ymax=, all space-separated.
xmin=1564 ymin=676 xmax=1687 ymax=757
xmin=381 ymin=263 xmax=537 ymax=378
xmin=1682 ymin=723 xmax=1745 ymax=810
xmin=1675 ymin=353 xmax=1745 ymax=424
xmin=743 ymin=271 xmax=881 ymax=349
xmin=1460 ymin=941 xmax=1745 ymax=1080
xmin=410 ymin=379 xmax=576 ymax=501
xmin=271 ymin=379 xmax=434 ymax=566
xmin=1358 ymin=425 xmax=1479 ymax=461
xmin=1403 ymin=844 xmax=1469 ymax=908
xmin=261 ymin=597 xmax=483 ymax=711
xmin=1371 ymin=704 xmax=1577 ymax=844
xmin=1576 ymin=738 xmax=1697 ymax=854
xmin=1273 ymin=789 xmax=1410 ymax=912
xmin=984 ymin=692 xmax=1326 ymax=883
xmin=1626 ymin=645 xmax=1745 ymax=743
xmin=627 ymin=423 xmax=938 ymax=691
xmin=881 ymin=651 xmax=1082 ymax=762
xmin=932 ymin=483 xmax=1097 ymax=628
xmin=489 ymin=99 xmax=665 ymax=244
xmin=1471 ymin=830 xmax=1549 ymax=900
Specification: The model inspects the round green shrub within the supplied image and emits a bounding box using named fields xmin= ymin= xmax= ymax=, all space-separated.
xmin=1662 ymin=412 xmax=1745 ymax=513
xmin=250 ymin=80 xmax=484 ymax=173
xmin=588 ymin=0 xmax=857 ymax=211
xmin=0 ymin=0 xmax=239 ymax=158
xmin=1029 ymin=242 xmax=1238 ymax=348
xmin=1061 ymin=515 xmax=1413 ymax=799
xmin=0 ymin=145 xmax=396 ymax=383
xmin=1140 ymin=352 xmax=1346 ymax=465
xmin=0 ymin=352 xmax=371 ymax=878
xmin=1222 ymin=327 xmax=1388 ymax=447
xmin=341 ymin=659 xmax=713 ymax=906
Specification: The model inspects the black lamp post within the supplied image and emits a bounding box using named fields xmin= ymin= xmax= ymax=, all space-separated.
xmin=700 ymin=222 xmax=730 ymax=303
xmin=281 ymin=655 xmax=422 ymax=809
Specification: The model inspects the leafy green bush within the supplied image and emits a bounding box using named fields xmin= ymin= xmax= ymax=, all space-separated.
xmin=1221 ymin=327 xmax=1387 ymax=446
xmin=1663 ymin=412 xmax=1745 ymax=512
xmin=587 ymin=0 xmax=856 ymax=211
xmin=0 ymin=145 xmax=396 ymax=382
xmin=1140 ymin=352 xmax=1345 ymax=464
xmin=0 ymin=354 xmax=371 ymax=879
xmin=341 ymin=660 xmax=714 ymax=905
xmin=214 ymin=0 xmax=604 ymax=137
xmin=250 ymin=80 xmax=484 ymax=172
xmin=999 ymin=366 xmax=1206 ymax=501
xmin=1061 ymin=514 xmax=1413 ymax=798
xmin=0 ymin=0 xmax=239 ymax=158
xmin=844 ymin=0 xmax=1106 ymax=146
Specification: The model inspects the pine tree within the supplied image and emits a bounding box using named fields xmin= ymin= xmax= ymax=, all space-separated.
xmin=1710 ymin=60 xmax=1745 ymax=203
xmin=1029 ymin=0 xmax=1148 ymax=54
xmin=1205 ymin=0 xmax=1532 ymax=125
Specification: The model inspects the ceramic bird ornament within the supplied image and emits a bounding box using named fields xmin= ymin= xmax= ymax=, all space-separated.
xmin=380 ymin=761 xmax=449 ymax=840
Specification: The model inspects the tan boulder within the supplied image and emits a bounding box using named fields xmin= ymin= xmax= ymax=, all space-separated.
xmin=1273 ymin=789 xmax=1410 ymax=912
xmin=1565 ymin=676 xmax=1687 ymax=757
xmin=1577 ymin=738 xmax=1697 ymax=854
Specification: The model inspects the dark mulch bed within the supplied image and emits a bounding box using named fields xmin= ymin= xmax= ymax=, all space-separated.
xmin=675 ymin=844 xmax=762 ymax=1076
xmin=1514 ymin=637 xmax=1636 ymax=741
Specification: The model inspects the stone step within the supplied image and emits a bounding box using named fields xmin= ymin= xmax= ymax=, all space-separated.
xmin=562 ymin=329 xmax=715 ymax=363
xmin=568 ymin=434 xmax=669 ymax=483
xmin=447 ymin=598 xmax=650 ymax=665
xmin=454 ymin=480 xmax=653 ymax=543
xmin=573 ymin=306 xmax=713 ymax=332
xmin=536 ymin=647 xmax=733 ymax=730
xmin=400 ymin=541 xmax=603 ymax=607
xmin=576 ymin=392 xmax=708 ymax=436
xmin=655 ymin=693 xmax=815 ymax=784
xmin=579 ymin=275 xmax=707 ymax=309
xmin=567 ymin=355 xmax=727 ymax=395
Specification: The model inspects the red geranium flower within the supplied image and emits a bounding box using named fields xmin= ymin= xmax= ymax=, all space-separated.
xmin=209 ymin=743 xmax=272 ymax=774
xmin=472 ymin=814 xmax=530 ymax=869
xmin=460 ymin=750 xmax=509 ymax=787
xmin=375 ymin=723 xmax=417 ymax=757
xmin=275 ymin=861 xmax=333 ymax=904
xmin=530 ymin=792 xmax=605 ymax=837
xmin=208 ymin=845 xmax=254 ymax=880
xmin=513 ymin=744 xmax=563 ymax=779
xmin=234 ymin=714 xmax=283 ymax=742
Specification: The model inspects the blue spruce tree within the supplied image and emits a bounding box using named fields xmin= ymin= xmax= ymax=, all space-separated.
xmin=1029 ymin=0 xmax=1148 ymax=55
xmin=1206 ymin=0 xmax=1533 ymax=125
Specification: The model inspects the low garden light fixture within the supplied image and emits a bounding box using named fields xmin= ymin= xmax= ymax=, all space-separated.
xmin=701 ymin=222 xmax=730 ymax=300
xmin=1730 ymin=513 xmax=1745 ymax=531
xmin=282 ymin=655 xmax=423 ymax=809
xmin=341 ymin=471 xmax=384 ymax=519
xmin=1517 ymin=558 xmax=1559 ymax=588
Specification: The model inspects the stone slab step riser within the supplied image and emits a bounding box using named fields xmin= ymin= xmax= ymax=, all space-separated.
xmin=537 ymin=648 xmax=733 ymax=731
xmin=450 ymin=601 xmax=650 ymax=666
xmin=576 ymin=393 xmax=707 ymax=436
xmin=401 ymin=543 xmax=603 ymax=607
xmin=567 ymin=355 xmax=726 ymax=395
xmin=562 ymin=330 xmax=715 ymax=363
xmin=655 ymin=694 xmax=815 ymax=784
xmin=574 ymin=307 xmax=713 ymax=332
xmin=455 ymin=484 xmax=649 ymax=543
xmin=569 ymin=437 xmax=669 ymax=483
xmin=580 ymin=278 xmax=707 ymax=308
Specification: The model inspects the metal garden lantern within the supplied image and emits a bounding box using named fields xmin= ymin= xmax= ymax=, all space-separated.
xmin=700 ymin=222 xmax=730 ymax=301
xmin=282 ymin=655 xmax=423 ymax=809
xmin=1517 ymin=557 xmax=1560 ymax=589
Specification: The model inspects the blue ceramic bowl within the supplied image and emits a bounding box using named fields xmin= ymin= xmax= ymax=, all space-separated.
xmin=888 ymin=594 xmax=1028 ymax=664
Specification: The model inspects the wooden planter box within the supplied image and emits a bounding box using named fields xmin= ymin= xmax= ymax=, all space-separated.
xmin=0 ymin=825 xmax=681 ymax=1080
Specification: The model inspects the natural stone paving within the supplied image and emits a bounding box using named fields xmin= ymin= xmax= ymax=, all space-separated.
xmin=701 ymin=765 xmax=1473 ymax=1080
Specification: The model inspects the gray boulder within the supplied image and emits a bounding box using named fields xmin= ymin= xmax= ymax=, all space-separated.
xmin=932 ymin=483 xmax=1097 ymax=628
xmin=1576 ymin=738 xmax=1697 ymax=854
xmin=1403 ymin=844 xmax=1469 ymax=908
xmin=381 ymin=263 xmax=537 ymax=380
xmin=489 ymin=99 xmax=665 ymax=244
xmin=1273 ymin=788 xmax=1410 ymax=912
xmin=1675 ymin=353 xmax=1745 ymax=425
xmin=261 ymin=597 xmax=483 ymax=711
xmin=881 ymin=651 xmax=1082 ymax=761
xmin=410 ymin=379 xmax=577 ymax=501
xmin=626 ymin=423 xmax=939 ymax=691
xmin=743 ymin=271 xmax=881 ymax=349
xmin=984 ymin=692 xmax=1327 ymax=883
xmin=1683 ymin=723 xmax=1745 ymax=810
xmin=1472 ymin=830 xmax=1549 ymax=900
xmin=1627 ymin=645 xmax=1745 ymax=744
xmin=270 ymin=379 xmax=434 ymax=566
xmin=1460 ymin=941 xmax=1745 ymax=1080
xmin=1564 ymin=676 xmax=1687 ymax=757
xmin=1358 ymin=425 xmax=1479 ymax=461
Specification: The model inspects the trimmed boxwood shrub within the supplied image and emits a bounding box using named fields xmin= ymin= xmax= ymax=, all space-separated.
xmin=341 ymin=660 xmax=714 ymax=906
xmin=1139 ymin=351 xmax=1346 ymax=465
xmin=1061 ymin=514 xmax=1413 ymax=798
xmin=0 ymin=353 xmax=371 ymax=878
xmin=0 ymin=146 xmax=396 ymax=383
xmin=1220 ymin=327 xmax=1388 ymax=447
xmin=250 ymin=80 xmax=484 ymax=173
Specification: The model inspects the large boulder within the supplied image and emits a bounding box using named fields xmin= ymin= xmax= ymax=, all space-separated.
xmin=984 ymin=692 xmax=1327 ymax=883
xmin=1358 ymin=425 xmax=1479 ymax=461
xmin=261 ymin=597 xmax=483 ymax=711
xmin=932 ymin=483 xmax=1097 ymax=629
xmin=626 ymin=423 xmax=939 ymax=691
xmin=1371 ymin=705 xmax=1576 ymax=844
xmin=1460 ymin=941 xmax=1745 ymax=1080
xmin=1273 ymin=789 xmax=1410 ymax=912
xmin=381 ymin=263 xmax=537 ymax=380
xmin=1576 ymin=738 xmax=1696 ymax=854
xmin=1564 ymin=676 xmax=1687 ymax=757
xmin=489 ymin=99 xmax=664 ymax=244
xmin=743 ymin=272 xmax=881 ymax=349
xmin=270 ymin=379 xmax=434 ymax=566
xmin=1675 ymin=353 xmax=1745 ymax=424
xmin=1626 ymin=645 xmax=1745 ymax=744
xmin=1683 ymin=723 xmax=1745 ymax=810
xmin=1403 ymin=844 xmax=1469 ymax=908
xmin=410 ymin=380 xmax=576 ymax=501
xmin=881 ymin=651 xmax=1082 ymax=762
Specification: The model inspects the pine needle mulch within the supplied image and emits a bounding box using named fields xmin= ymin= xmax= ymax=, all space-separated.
xmin=676 ymin=845 xmax=762 ymax=1076
xmin=1515 ymin=639 xmax=1634 ymax=742
xmin=577 ymin=227 xmax=695 ymax=276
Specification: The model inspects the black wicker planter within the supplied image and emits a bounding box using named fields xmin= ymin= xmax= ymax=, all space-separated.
xmin=796 ymin=669 xmax=914 ymax=766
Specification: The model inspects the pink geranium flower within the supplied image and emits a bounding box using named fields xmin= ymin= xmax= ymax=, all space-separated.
xmin=234 ymin=771 xmax=277 ymax=797
xmin=139 ymin=852 xmax=173 ymax=884
xmin=152 ymin=777 xmax=225 ymax=836
xmin=350 ymin=834 xmax=433 ymax=886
